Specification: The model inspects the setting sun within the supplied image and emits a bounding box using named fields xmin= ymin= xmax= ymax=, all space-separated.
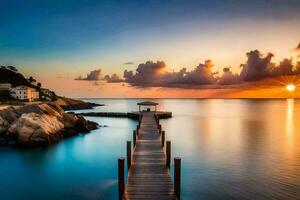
xmin=286 ymin=84 xmax=296 ymax=92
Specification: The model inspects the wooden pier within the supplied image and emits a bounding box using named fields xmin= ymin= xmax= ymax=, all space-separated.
xmin=118 ymin=111 xmax=181 ymax=200
xmin=77 ymin=111 xmax=172 ymax=119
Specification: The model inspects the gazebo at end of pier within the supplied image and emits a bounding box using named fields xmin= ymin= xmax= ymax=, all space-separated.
xmin=137 ymin=101 xmax=159 ymax=112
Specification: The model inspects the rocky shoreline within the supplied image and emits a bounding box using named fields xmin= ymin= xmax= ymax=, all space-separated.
xmin=0 ymin=101 xmax=98 ymax=148
xmin=55 ymin=97 xmax=104 ymax=111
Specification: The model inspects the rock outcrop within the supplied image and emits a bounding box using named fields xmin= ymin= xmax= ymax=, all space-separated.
xmin=55 ymin=97 xmax=103 ymax=111
xmin=0 ymin=103 xmax=98 ymax=147
xmin=8 ymin=113 xmax=64 ymax=146
xmin=0 ymin=116 xmax=10 ymax=134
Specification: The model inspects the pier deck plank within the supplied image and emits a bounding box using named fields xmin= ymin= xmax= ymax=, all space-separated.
xmin=124 ymin=112 xmax=176 ymax=200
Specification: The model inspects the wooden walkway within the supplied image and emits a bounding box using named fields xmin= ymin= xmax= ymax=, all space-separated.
xmin=124 ymin=112 xmax=176 ymax=200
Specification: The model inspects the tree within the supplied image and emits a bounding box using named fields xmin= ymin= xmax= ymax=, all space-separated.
xmin=0 ymin=90 xmax=11 ymax=100
xmin=7 ymin=66 xmax=18 ymax=72
xmin=51 ymin=91 xmax=57 ymax=101
xmin=28 ymin=76 xmax=36 ymax=84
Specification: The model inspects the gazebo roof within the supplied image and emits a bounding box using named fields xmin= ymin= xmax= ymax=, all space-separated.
xmin=137 ymin=101 xmax=159 ymax=106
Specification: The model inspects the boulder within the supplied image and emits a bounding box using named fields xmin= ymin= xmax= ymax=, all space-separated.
xmin=62 ymin=113 xmax=78 ymax=128
xmin=0 ymin=106 xmax=19 ymax=123
xmin=8 ymin=113 xmax=64 ymax=147
xmin=0 ymin=102 xmax=99 ymax=147
xmin=74 ymin=115 xmax=98 ymax=133
xmin=0 ymin=116 xmax=10 ymax=135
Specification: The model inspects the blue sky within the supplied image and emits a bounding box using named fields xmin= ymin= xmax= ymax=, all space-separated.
xmin=1 ymin=0 xmax=299 ymax=55
xmin=0 ymin=0 xmax=300 ymax=95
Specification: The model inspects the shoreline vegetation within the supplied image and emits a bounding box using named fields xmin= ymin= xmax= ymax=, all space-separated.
xmin=0 ymin=97 xmax=101 ymax=148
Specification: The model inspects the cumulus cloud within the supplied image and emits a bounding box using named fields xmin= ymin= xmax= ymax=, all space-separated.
xmin=104 ymin=74 xmax=124 ymax=83
xmin=181 ymin=60 xmax=216 ymax=85
xmin=239 ymin=49 xmax=300 ymax=81
xmin=239 ymin=49 xmax=300 ymax=82
xmin=75 ymin=69 xmax=102 ymax=81
xmin=240 ymin=50 xmax=274 ymax=81
xmin=120 ymin=48 xmax=300 ymax=88
xmin=123 ymin=60 xmax=216 ymax=87
xmin=83 ymin=43 xmax=300 ymax=88
xmin=271 ymin=58 xmax=294 ymax=76
xmin=218 ymin=67 xmax=241 ymax=85
xmin=124 ymin=61 xmax=166 ymax=86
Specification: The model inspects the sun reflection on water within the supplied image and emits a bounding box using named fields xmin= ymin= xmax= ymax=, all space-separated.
xmin=285 ymin=99 xmax=295 ymax=149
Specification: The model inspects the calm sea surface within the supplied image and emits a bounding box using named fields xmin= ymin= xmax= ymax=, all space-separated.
xmin=0 ymin=99 xmax=300 ymax=200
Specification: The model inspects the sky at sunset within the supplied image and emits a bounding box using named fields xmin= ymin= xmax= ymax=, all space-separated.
xmin=1 ymin=0 xmax=300 ymax=98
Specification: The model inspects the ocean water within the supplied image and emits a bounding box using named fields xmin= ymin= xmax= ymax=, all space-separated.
xmin=0 ymin=99 xmax=300 ymax=200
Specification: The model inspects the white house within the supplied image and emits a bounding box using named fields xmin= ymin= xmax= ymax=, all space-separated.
xmin=0 ymin=83 xmax=12 ymax=91
xmin=10 ymin=86 xmax=39 ymax=101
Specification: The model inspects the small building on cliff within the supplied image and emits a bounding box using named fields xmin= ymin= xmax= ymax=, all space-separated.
xmin=10 ymin=86 xmax=39 ymax=101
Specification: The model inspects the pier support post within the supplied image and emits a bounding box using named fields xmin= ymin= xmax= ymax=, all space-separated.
xmin=133 ymin=130 xmax=137 ymax=147
xmin=155 ymin=114 xmax=159 ymax=126
xmin=158 ymin=124 xmax=162 ymax=134
xmin=166 ymin=141 xmax=171 ymax=168
xmin=118 ymin=157 xmax=125 ymax=200
xmin=161 ymin=131 xmax=165 ymax=147
xmin=139 ymin=114 xmax=142 ymax=125
xmin=174 ymin=157 xmax=181 ymax=199
xmin=127 ymin=141 xmax=132 ymax=169
xmin=136 ymin=125 xmax=139 ymax=135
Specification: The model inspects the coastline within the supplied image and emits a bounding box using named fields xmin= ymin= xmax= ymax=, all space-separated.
xmin=0 ymin=97 xmax=100 ymax=148
xmin=55 ymin=97 xmax=104 ymax=111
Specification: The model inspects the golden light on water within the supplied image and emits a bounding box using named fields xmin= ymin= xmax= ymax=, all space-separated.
xmin=286 ymin=84 xmax=296 ymax=92
xmin=286 ymin=99 xmax=294 ymax=147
